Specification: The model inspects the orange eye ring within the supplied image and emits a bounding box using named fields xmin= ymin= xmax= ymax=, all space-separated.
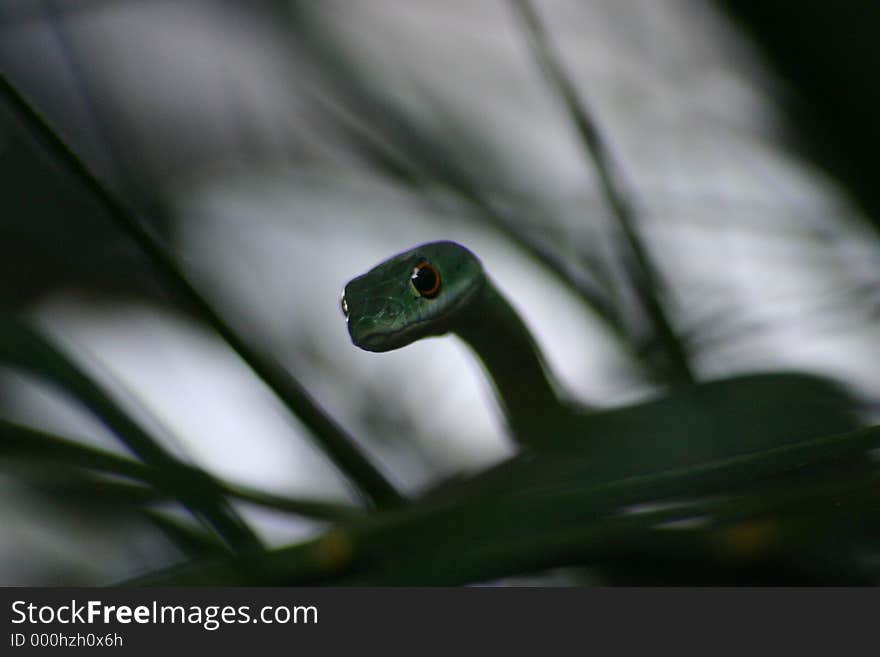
xmin=411 ymin=261 xmax=441 ymax=298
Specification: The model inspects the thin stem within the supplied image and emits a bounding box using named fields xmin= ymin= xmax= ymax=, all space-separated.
xmin=0 ymin=419 xmax=367 ymax=522
xmin=0 ymin=317 xmax=261 ymax=551
xmin=510 ymin=0 xmax=695 ymax=386
xmin=0 ymin=72 xmax=404 ymax=509
xmin=286 ymin=6 xmax=638 ymax=362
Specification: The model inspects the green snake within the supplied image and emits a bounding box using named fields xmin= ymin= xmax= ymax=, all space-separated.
xmin=341 ymin=241 xmax=859 ymax=468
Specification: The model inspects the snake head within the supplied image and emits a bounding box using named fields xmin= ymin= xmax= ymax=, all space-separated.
xmin=341 ymin=240 xmax=485 ymax=352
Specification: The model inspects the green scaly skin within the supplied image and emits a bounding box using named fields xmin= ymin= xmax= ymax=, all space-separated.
xmin=342 ymin=241 xmax=860 ymax=461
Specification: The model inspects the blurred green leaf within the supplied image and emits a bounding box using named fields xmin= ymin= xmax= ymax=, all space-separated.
xmin=287 ymin=3 xmax=632 ymax=352
xmin=0 ymin=418 xmax=364 ymax=523
xmin=0 ymin=419 xmax=147 ymax=480
xmin=15 ymin=471 xmax=230 ymax=560
xmin=129 ymin=374 xmax=879 ymax=585
xmin=142 ymin=510 xmax=229 ymax=559
xmin=0 ymin=72 xmax=403 ymax=510
xmin=22 ymin=474 xmax=163 ymax=509
xmin=0 ymin=314 xmax=260 ymax=551
xmin=510 ymin=0 xmax=694 ymax=386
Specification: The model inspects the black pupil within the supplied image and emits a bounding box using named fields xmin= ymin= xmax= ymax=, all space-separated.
xmin=412 ymin=264 xmax=438 ymax=295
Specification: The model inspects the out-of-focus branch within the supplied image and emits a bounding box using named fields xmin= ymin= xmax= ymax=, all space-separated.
xmin=510 ymin=0 xmax=695 ymax=386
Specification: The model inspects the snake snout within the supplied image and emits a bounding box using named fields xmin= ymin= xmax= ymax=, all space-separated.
xmin=340 ymin=291 xmax=350 ymax=320
xmin=346 ymin=298 xmax=408 ymax=352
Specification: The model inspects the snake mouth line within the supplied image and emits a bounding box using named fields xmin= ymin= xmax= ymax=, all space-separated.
xmin=348 ymin=281 xmax=481 ymax=352
xmin=354 ymin=319 xmax=444 ymax=352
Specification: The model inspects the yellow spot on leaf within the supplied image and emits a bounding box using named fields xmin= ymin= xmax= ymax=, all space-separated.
xmin=711 ymin=520 xmax=781 ymax=561
xmin=313 ymin=529 xmax=354 ymax=571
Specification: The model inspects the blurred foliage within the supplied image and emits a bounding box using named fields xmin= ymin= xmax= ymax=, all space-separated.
xmin=718 ymin=1 xmax=880 ymax=232
xmin=1 ymin=0 xmax=880 ymax=585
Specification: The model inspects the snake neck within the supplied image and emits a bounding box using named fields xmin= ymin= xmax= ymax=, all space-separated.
xmin=453 ymin=278 xmax=566 ymax=447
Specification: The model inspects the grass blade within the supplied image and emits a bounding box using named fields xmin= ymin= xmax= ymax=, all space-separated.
xmin=0 ymin=315 xmax=261 ymax=550
xmin=127 ymin=423 xmax=880 ymax=585
xmin=287 ymin=4 xmax=636 ymax=351
xmin=0 ymin=418 xmax=364 ymax=523
xmin=509 ymin=0 xmax=695 ymax=385
xmin=0 ymin=72 xmax=403 ymax=509
xmin=142 ymin=509 xmax=230 ymax=558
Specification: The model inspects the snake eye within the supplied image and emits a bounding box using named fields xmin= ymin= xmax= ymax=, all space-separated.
xmin=411 ymin=260 xmax=441 ymax=298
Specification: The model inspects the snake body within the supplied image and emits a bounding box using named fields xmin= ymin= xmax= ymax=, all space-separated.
xmin=342 ymin=241 xmax=859 ymax=465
